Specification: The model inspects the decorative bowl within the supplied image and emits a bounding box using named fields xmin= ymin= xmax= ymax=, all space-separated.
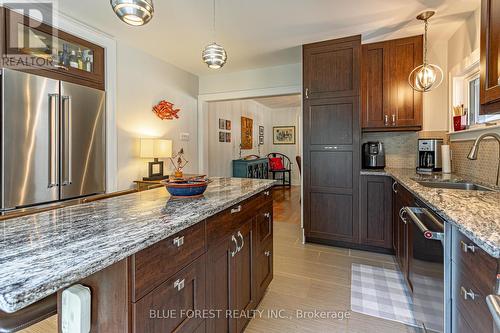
xmin=161 ymin=178 xmax=210 ymax=198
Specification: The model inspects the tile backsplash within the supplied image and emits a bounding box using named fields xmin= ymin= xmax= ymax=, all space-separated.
xmin=362 ymin=132 xmax=418 ymax=169
xmin=451 ymin=139 xmax=499 ymax=185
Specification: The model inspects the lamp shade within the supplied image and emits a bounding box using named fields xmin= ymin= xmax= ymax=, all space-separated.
xmin=140 ymin=139 xmax=172 ymax=158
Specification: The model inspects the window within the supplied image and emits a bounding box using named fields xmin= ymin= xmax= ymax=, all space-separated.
xmin=467 ymin=75 xmax=500 ymax=125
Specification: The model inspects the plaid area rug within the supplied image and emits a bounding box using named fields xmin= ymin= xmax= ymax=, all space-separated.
xmin=350 ymin=264 xmax=419 ymax=327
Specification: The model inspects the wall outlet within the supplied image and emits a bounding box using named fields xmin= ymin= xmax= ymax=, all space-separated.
xmin=61 ymin=284 xmax=91 ymax=333
xmin=180 ymin=133 xmax=190 ymax=141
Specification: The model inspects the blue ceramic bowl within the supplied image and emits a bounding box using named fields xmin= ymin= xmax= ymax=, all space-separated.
xmin=163 ymin=180 xmax=209 ymax=197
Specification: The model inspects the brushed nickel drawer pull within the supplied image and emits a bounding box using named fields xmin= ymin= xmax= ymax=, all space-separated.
xmin=391 ymin=114 xmax=396 ymax=126
xmin=265 ymin=251 xmax=271 ymax=257
xmin=384 ymin=114 xmax=389 ymax=126
xmin=323 ymin=146 xmax=338 ymax=150
xmin=264 ymin=212 xmax=271 ymax=219
xmin=231 ymin=235 xmax=238 ymax=257
xmin=460 ymin=241 xmax=476 ymax=253
xmin=174 ymin=278 xmax=185 ymax=291
xmin=460 ymin=286 xmax=477 ymax=301
xmin=399 ymin=207 xmax=407 ymax=224
xmin=392 ymin=181 xmax=398 ymax=194
xmin=231 ymin=205 xmax=242 ymax=214
xmin=173 ymin=236 xmax=184 ymax=247
xmin=237 ymin=231 xmax=244 ymax=251
xmin=264 ymin=190 xmax=270 ymax=196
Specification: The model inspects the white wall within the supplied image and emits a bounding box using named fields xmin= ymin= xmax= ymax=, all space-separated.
xmin=207 ymin=100 xmax=301 ymax=185
xmin=448 ymin=9 xmax=481 ymax=72
xmin=422 ymin=39 xmax=449 ymax=131
xmin=116 ymin=42 xmax=199 ymax=190
xmin=269 ymin=107 xmax=301 ymax=185
xmin=208 ymin=100 xmax=271 ymax=177
xmin=199 ymin=63 xmax=302 ymax=95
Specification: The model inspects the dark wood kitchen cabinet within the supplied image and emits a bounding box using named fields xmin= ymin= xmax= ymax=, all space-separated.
xmin=1 ymin=7 xmax=105 ymax=90
xmin=360 ymin=175 xmax=393 ymax=250
xmin=303 ymin=35 xmax=361 ymax=248
xmin=303 ymin=35 xmax=361 ymax=100
xmin=480 ymin=0 xmax=500 ymax=114
xmin=206 ymin=220 xmax=256 ymax=333
xmin=132 ymin=255 xmax=206 ymax=333
xmin=451 ymin=227 xmax=498 ymax=332
xmin=361 ymin=35 xmax=423 ymax=131
xmin=392 ymin=181 xmax=415 ymax=286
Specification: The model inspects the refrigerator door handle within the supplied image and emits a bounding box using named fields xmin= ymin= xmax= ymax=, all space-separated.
xmin=48 ymin=94 xmax=59 ymax=188
xmin=62 ymin=95 xmax=72 ymax=186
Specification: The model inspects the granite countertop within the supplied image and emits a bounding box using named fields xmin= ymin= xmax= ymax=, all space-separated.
xmin=362 ymin=168 xmax=500 ymax=258
xmin=0 ymin=178 xmax=275 ymax=314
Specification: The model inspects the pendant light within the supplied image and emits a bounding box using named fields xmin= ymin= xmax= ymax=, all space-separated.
xmin=408 ymin=11 xmax=443 ymax=92
xmin=110 ymin=0 xmax=154 ymax=26
xmin=202 ymin=0 xmax=227 ymax=69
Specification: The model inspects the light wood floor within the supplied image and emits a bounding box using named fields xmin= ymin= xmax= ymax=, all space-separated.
xmin=245 ymin=222 xmax=421 ymax=333
xmin=21 ymin=186 xmax=419 ymax=333
xmin=272 ymin=185 xmax=301 ymax=225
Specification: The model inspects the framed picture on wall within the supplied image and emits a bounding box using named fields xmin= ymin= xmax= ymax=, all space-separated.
xmin=241 ymin=116 xmax=253 ymax=149
xmin=273 ymin=126 xmax=296 ymax=145
xmin=226 ymin=120 xmax=232 ymax=130
xmin=219 ymin=119 xmax=226 ymax=130
xmin=226 ymin=132 xmax=231 ymax=143
xmin=219 ymin=131 xmax=225 ymax=142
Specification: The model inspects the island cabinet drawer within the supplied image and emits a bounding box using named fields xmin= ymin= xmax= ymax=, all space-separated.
xmin=452 ymin=228 xmax=497 ymax=293
xmin=207 ymin=192 xmax=271 ymax=247
xmin=132 ymin=254 xmax=206 ymax=333
xmin=255 ymin=203 xmax=273 ymax=248
xmin=130 ymin=221 xmax=207 ymax=301
xmin=454 ymin=269 xmax=493 ymax=333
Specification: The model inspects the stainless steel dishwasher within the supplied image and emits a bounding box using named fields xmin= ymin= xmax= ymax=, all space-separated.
xmin=404 ymin=206 xmax=445 ymax=333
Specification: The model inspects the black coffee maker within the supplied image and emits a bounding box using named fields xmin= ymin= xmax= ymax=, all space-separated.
xmin=362 ymin=142 xmax=385 ymax=169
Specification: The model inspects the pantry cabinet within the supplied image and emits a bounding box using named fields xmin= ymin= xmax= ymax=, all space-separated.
xmin=480 ymin=0 xmax=500 ymax=113
xmin=1 ymin=7 xmax=105 ymax=90
xmin=361 ymin=35 xmax=423 ymax=131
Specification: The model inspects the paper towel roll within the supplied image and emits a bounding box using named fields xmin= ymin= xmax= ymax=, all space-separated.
xmin=441 ymin=145 xmax=451 ymax=174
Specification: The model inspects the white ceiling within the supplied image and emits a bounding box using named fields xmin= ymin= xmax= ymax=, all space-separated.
xmin=253 ymin=95 xmax=301 ymax=109
xmin=57 ymin=0 xmax=480 ymax=76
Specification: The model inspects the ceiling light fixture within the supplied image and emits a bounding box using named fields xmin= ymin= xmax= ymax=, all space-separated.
xmin=408 ymin=11 xmax=443 ymax=92
xmin=202 ymin=0 xmax=227 ymax=69
xmin=110 ymin=0 xmax=154 ymax=26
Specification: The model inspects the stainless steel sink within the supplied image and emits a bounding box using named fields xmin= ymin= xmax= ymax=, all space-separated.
xmin=415 ymin=180 xmax=494 ymax=191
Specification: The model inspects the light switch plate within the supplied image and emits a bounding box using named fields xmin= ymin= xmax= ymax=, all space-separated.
xmin=180 ymin=132 xmax=190 ymax=141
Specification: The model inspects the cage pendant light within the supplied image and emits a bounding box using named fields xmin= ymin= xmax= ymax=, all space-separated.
xmin=202 ymin=0 xmax=227 ymax=69
xmin=408 ymin=11 xmax=443 ymax=92
xmin=110 ymin=0 xmax=154 ymax=26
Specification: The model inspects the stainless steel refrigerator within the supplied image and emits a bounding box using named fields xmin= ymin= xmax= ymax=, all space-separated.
xmin=1 ymin=68 xmax=106 ymax=211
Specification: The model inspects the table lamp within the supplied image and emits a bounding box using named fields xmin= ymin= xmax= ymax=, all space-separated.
xmin=140 ymin=138 xmax=173 ymax=180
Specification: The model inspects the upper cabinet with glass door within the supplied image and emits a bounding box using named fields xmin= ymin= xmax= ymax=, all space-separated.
xmin=480 ymin=0 xmax=500 ymax=114
xmin=2 ymin=8 xmax=105 ymax=90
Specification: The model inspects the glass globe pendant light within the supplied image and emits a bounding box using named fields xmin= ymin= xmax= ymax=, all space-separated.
xmin=110 ymin=0 xmax=154 ymax=26
xmin=408 ymin=11 xmax=443 ymax=92
xmin=202 ymin=0 xmax=227 ymax=69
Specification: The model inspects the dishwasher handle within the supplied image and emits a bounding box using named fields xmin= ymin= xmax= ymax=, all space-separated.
xmin=487 ymin=295 xmax=500 ymax=331
xmin=403 ymin=206 xmax=444 ymax=241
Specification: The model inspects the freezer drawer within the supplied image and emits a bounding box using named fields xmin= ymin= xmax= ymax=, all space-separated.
xmin=60 ymin=81 xmax=106 ymax=200
xmin=1 ymin=69 xmax=60 ymax=210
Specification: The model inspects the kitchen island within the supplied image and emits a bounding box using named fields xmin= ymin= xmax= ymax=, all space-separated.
xmin=0 ymin=177 xmax=275 ymax=333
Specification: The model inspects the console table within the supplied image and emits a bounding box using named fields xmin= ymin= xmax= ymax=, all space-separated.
xmin=232 ymin=158 xmax=269 ymax=179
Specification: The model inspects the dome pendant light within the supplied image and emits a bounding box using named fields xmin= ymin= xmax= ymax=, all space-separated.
xmin=110 ymin=0 xmax=154 ymax=26
xmin=202 ymin=0 xmax=227 ymax=69
xmin=408 ymin=11 xmax=443 ymax=92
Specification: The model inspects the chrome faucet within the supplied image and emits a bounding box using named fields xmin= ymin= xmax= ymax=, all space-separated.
xmin=467 ymin=132 xmax=500 ymax=186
